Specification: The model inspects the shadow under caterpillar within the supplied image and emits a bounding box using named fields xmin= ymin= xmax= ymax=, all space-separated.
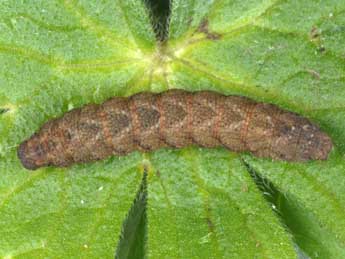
xmin=18 ymin=90 xmax=333 ymax=170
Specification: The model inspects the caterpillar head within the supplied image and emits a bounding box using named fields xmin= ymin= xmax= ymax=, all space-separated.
xmin=17 ymin=133 xmax=50 ymax=170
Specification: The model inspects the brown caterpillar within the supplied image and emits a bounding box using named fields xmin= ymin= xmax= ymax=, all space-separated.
xmin=18 ymin=90 xmax=332 ymax=170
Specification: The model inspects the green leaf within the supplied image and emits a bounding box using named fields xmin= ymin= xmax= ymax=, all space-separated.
xmin=147 ymin=149 xmax=295 ymax=258
xmin=1 ymin=0 xmax=344 ymax=258
xmin=243 ymin=153 xmax=345 ymax=259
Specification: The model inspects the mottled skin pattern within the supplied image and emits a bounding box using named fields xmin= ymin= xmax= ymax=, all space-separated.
xmin=18 ymin=90 xmax=333 ymax=170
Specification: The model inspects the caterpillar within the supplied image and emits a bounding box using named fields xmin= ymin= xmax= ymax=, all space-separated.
xmin=18 ymin=90 xmax=332 ymax=170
